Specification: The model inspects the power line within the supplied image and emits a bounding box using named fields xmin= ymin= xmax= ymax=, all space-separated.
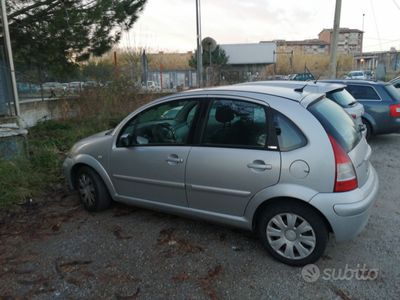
xmin=369 ymin=0 xmax=382 ymax=51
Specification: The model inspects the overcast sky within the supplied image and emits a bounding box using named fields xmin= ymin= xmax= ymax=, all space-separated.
xmin=120 ymin=0 xmax=400 ymax=53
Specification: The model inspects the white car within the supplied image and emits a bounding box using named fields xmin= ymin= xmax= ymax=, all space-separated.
xmin=345 ymin=70 xmax=373 ymax=80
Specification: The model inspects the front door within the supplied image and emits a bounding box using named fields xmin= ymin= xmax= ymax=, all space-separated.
xmin=110 ymin=99 xmax=200 ymax=206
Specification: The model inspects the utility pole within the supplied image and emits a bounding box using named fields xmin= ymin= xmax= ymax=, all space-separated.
xmin=328 ymin=0 xmax=342 ymax=79
xmin=1 ymin=0 xmax=20 ymax=116
xmin=195 ymin=0 xmax=203 ymax=87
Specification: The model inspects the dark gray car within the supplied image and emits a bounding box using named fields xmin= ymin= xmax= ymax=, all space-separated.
xmin=322 ymin=80 xmax=400 ymax=138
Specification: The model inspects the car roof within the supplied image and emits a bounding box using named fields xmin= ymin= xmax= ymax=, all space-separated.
xmin=238 ymin=80 xmax=346 ymax=94
xmin=321 ymin=79 xmax=387 ymax=86
xmin=177 ymin=84 xmax=323 ymax=103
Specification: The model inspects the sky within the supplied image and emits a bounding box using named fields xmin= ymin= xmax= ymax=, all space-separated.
xmin=120 ymin=0 xmax=400 ymax=53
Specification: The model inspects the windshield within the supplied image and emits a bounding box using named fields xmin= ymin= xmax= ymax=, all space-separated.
xmin=309 ymin=97 xmax=361 ymax=152
xmin=326 ymin=89 xmax=357 ymax=107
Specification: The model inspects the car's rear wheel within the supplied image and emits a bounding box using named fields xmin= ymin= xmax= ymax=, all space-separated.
xmin=257 ymin=202 xmax=329 ymax=266
xmin=76 ymin=166 xmax=111 ymax=211
xmin=362 ymin=119 xmax=372 ymax=140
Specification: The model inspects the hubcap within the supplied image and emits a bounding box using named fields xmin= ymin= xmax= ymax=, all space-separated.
xmin=78 ymin=174 xmax=96 ymax=207
xmin=266 ymin=213 xmax=316 ymax=260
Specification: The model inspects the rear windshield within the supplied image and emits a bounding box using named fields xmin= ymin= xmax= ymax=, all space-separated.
xmin=384 ymin=84 xmax=400 ymax=101
xmin=326 ymin=89 xmax=356 ymax=107
xmin=309 ymin=97 xmax=361 ymax=152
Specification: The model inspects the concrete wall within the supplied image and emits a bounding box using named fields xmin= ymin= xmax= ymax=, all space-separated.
xmin=19 ymin=98 xmax=80 ymax=128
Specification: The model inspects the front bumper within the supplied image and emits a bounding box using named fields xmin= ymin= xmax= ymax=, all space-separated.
xmin=310 ymin=164 xmax=379 ymax=242
xmin=62 ymin=157 xmax=75 ymax=190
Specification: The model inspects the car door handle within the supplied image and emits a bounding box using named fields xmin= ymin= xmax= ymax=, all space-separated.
xmin=247 ymin=161 xmax=272 ymax=171
xmin=166 ymin=155 xmax=184 ymax=164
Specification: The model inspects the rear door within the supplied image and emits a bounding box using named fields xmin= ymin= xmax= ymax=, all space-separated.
xmin=345 ymin=84 xmax=388 ymax=133
xmin=186 ymin=97 xmax=281 ymax=216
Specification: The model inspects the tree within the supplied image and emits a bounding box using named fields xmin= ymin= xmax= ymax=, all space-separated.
xmin=2 ymin=0 xmax=147 ymax=77
xmin=189 ymin=46 xmax=229 ymax=69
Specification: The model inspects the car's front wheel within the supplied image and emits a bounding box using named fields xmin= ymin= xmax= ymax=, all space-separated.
xmin=257 ymin=202 xmax=329 ymax=266
xmin=76 ymin=166 xmax=111 ymax=211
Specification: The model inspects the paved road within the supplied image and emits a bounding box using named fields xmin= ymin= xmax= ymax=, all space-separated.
xmin=0 ymin=135 xmax=399 ymax=299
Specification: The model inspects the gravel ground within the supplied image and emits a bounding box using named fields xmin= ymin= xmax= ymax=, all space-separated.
xmin=0 ymin=135 xmax=399 ymax=300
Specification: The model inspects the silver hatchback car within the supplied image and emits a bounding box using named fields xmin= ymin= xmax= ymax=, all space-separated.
xmin=63 ymin=85 xmax=379 ymax=266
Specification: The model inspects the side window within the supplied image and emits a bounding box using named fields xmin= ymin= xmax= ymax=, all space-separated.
xmin=346 ymin=85 xmax=380 ymax=100
xmin=273 ymin=111 xmax=307 ymax=152
xmin=202 ymin=99 xmax=268 ymax=148
xmin=117 ymin=100 xmax=199 ymax=146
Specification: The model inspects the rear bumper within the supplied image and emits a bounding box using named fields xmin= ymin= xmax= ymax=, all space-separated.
xmin=310 ymin=164 xmax=379 ymax=242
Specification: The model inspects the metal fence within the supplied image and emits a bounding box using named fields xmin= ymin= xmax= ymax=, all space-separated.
xmin=0 ymin=45 xmax=13 ymax=116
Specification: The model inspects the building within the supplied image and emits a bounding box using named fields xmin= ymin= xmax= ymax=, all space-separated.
xmin=273 ymin=39 xmax=329 ymax=55
xmin=319 ymin=28 xmax=363 ymax=55
xmin=354 ymin=49 xmax=400 ymax=76
xmin=219 ymin=42 xmax=276 ymax=82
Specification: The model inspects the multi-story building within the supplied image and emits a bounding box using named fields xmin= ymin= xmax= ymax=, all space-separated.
xmin=273 ymin=39 xmax=329 ymax=55
xmin=319 ymin=28 xmax=363 ymax=55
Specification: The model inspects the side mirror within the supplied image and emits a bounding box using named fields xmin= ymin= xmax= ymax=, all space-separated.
xmin=119 ymin=133 xmax=133 ymax=147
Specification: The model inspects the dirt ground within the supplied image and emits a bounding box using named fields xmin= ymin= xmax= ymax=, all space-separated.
xmin=0 ymin=134 xmax=399 ymax=300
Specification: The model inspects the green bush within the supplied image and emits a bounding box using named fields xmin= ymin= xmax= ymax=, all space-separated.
xmin=0 ymin=116 xmax=124 ymax=210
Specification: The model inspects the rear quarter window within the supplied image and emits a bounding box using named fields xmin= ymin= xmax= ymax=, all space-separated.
xmin=273 ymin=110 xmax=307 ymax=151
xmin=384 ymin=84 xmax=400 ymax=101
xmin=326 ymin=89 xmax=356 ymax=107
xmin=309 ymin=97 xmax=362 ymax=152
xmin=346 ymin=85 xmax=380 ymax=100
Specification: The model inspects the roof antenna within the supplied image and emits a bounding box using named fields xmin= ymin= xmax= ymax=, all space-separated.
xmin=314 ymin=74 xmax=321 ymax=84
xmin=294 ymin=84 xmax=308 ymax=93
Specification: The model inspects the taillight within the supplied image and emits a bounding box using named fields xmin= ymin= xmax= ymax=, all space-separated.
xmin=351 ymin=114 xmax=357 ymax=119
xmin=328 ymin=136 xmax=358 ymax=192
xmin=390 ymin=104 xmax=400 ymax=117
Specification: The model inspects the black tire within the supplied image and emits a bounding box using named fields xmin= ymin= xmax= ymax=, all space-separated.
xmin=362 ymin=119 xmax=372 ymax=140
xmin=76 ymin=166 xmax=112 ymax=212
xmin=256 ymin=201 xmax=329 ymax=266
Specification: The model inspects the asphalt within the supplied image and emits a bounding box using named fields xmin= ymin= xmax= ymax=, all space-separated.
xmin=0 ymin=134 xmax=399 ymax=299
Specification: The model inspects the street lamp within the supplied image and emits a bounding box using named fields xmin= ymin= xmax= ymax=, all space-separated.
xmin=195 ymin=0 xmax=203 ymax=87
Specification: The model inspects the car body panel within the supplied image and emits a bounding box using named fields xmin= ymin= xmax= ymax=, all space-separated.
xmin=310 ymin=164 xmax=378 ymax=241
xmin=110 ymin=146 xmax=190 ymax=207
xmin=186 ymin=147 xmax=281 ymax=216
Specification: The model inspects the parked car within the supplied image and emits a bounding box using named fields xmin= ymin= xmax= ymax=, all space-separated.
xmin=287 ymin=73 xmax=315 ymax=81
xmin=344 ymin=70 xmax=373 ymax=80
xmin=68 ymin=81 xmax=84 ymax=93
xmin=239 ymin=81 xmax=365 ymax=130
xmin=143 ymin=81 xmax=161 ymax=92
xmin=42 ymin=82 xmax=64 ymax=97
xmin=322 ymin=79 xmax=400 ymax=138
xmin=83 ymin=81 xmax=99 ymax=89
xmin=64 ymin=85 xmax=379 ymax=266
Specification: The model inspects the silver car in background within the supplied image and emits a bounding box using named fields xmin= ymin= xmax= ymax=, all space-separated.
xmin=63 ymin=85 xmax=379 ymax=266
xmin=239 ymin=80 xmax=365 ymax=129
